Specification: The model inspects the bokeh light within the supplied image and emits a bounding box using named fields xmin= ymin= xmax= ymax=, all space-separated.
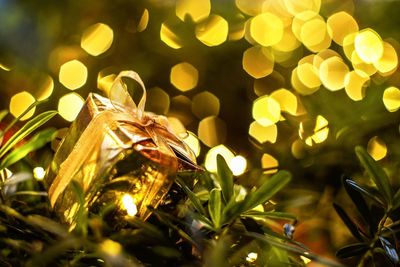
xmin=270 ymin=88 xmax=298 ymax=116
xmin=252 ymin=95 xmax=281 ymax=126
xmin=249 ymin=12 xmax=284 ymax=47
xmin=170 ymin=62 xmax=198 ymax=91
xmin=367 ymin=136 xmax=387 ymax=161
xmin=261 ymin=153 xmax=279 ymax=174
xmin=81 ymin=23 xmax=114 ymax=56
xmin=59 ymin=60 xmax=88 ymax=90
xmin=243 ymin=46 xmax=274 ymax=79
xmin=121 ymin=194 xmax=138 ymax=216
xmin=58 ymin=93 xmax=85 ymax=122
xmin=249 ymin=121 xmax=278 ymax=144
xmin=344 ymin=70 xmax=370 ymax=101
xmin=146 ymin=87 xmax=170 ymax=115
xmin=192 ymin=91 xmax=220 ymax=119
xmin=160 ymin=22 xmax=183 ymax=49
xmin=182 ymin=131 xmax=201 ymax=157
xmin=198 ymin=116 xmax=227 ymax=147
xmin=383 ymin=86 xmax=400 ymax=112
xmin=230 ymin=155 xmax=247 ymax=176
xmin=319 ymin=56 xmax=349 ymax=91
xmin=374 ymin=42 xmax=398 ymax=75
xmin=35 ymin=74 xmax=54 ymax=101
xmin=176 ymin=0 xmax=210 ymax=23
xmin=354 ymin=28 xmax=384 ymax=64
xmin=33 ymin=167 xmax=45 ymax=180
xmin=327 ymin=12 xmax=358 ymax=46
xmin=204 ymin=144 xmax=234 ymax=173
xmin=195 ymin=15 xmax=228 ymax=47
xmin=10 ymin=91 xmax=36 ymax=121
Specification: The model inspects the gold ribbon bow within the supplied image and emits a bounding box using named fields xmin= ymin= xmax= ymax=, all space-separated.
xmin=48 ymin=71 xmax=198 ymax=207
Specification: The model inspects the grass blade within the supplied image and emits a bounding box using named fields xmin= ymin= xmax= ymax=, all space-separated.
xmin=0 ymin=111 xmax=58 ymax=159
xmin=242 ymin=210 xmax=297 ymax=221
xmin=176 ymin=177 xmax=207 ymax=216
xmin=208 ymin=188 xmax=222 ymax=228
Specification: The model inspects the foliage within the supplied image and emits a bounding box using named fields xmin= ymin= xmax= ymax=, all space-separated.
xmin=334 ymin=146 xmax=400 ymax=266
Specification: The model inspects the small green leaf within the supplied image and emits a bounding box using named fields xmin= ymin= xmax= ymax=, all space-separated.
xmin=208 ymin=188 xmax=222 ymax=228
xmin=242 ymin=171 xmax=291 ymax=212
xmin=0 ymin=111 xmax=58 ymax=159
xmin=0 ymin=128 xmax=56 ymax=170
xmin=216 ymin=154 xmax=234 ymax=203
xmin=336 ymin=243 xmax=369 ymax=258
xmin=242 ymin=210 xmax=297 ymax=221
xmin=333 ymin=203 xmax=364 ymax=242
xmin=176 ymin=177 xmax=206 ymax=216
xmin=355 ymin=146 xmax=392 ymax=206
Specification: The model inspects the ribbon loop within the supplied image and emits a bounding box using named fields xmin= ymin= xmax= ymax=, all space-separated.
xmin=109 ymin=70 xmax=147 ymax=119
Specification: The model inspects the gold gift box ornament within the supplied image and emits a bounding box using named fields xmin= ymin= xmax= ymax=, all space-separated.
xmin=45 ymin=71 xmax=201 ymax=227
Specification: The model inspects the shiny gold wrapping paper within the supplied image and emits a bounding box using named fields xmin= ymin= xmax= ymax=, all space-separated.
xmin=45 ymin=71 xmax=199 ymax=225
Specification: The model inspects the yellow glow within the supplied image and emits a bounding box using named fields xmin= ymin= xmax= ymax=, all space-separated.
xmin=253 ymin=71 xmax=285 ymax=97
xmin=204 ymin=145 xmax=235 ymax=173
xmin=170 ymin=62 xmax=198 ymax=91
xmin=297 ymin=63 xmax=321 ymax=89
xmin=100 ymin=239 xmax=122 ymax=256
xmin=291 ymin=139 xmax=306 ymax=159
xmin=300 ymin=255 xmax=312 ymax=264
xmin=327 ymin=12 xmax=358 ymax=46
xmin=228 ymin=20 xmax=245 ymax=41
xmin=198 ymin=116 xmax=227 ymax=147
xmin=273 ymin=26 xmax=301 ymax=52
xmin=230 ymin=155 xmax=247 ymax=176
xmin=343 ymin=32 xmax=356 ymax=61
xmin=312 ymin=127 xmax=329 ymax=144
xmin=313 ymin=49 xmax=341 ymax=70
xmin=292 ymin=11 xmax=320 ymax=41
xmin=374 ymin=42 xmax=398 ymax=75
xmin=192 ymin=91 xmax=220 ymax=119
xmin=249 ymin=121 xmax=278 ymax=144
xmin=121 ymin=194 xmax=138 ymax=216
xmin=33 ymin=167 xmax=45 ymax=180
xmin=291 ymin=67 xmax=320 ymax=95
xmin=249 ymin=12 xmax=284 ymax=47
xmin=59 ymin=60 xmax=88 ymax=90
xmin=167 ymin=117 xmax=187 ymax=136
xmin=176 ymin=0 xmax=210 ymax=23
xmin=10 ymin=91 xmax=36 ymax=121
xmin=137 ymin=9 xmax=149 ymax=32
xmin=351 ymin=51 xmax=377 ymax=76
xmin=270 ymin=88 xmax=298 ymax=115
xmin=235 ymin=0 xmax=265 ymax=16
xmin=319 ymin=56 xmax=349 ymax=91
xmin=252 ymin=96 xmax=281 ymax=127
xmin=315 ymin=115 xmax=328 ymax=131
xmin=344 ymin=70 xmax=370 ymax=101
xmin=246 ymin=252 xmax=258 ymax=263
xmin=383 ymin=86 xmax=400 ymax=112
xmin=196 ymin=15 xmax=228 ymax=47
xmin=58 ymin=93 xmax=84 ymax=122
xmin=0 ymin=63 xmax=11 ymax=71
xmin=97 ymin=73 xmax=116 ymax=96
xmin=160 ymin=22 xmax=183 ymax=49
xmin=367 ymin=136 xmax=387 ymax=161
xmin=261 ymin=153 xmax=279 ymax=174
xmin=242 ymin=46 xmax=274 ymax=79
xmin=147 ymin=87 xmax=170 ymax=115
xmin=81 ymin=23 xmax=113 ymax=56
xmin=182 ymin=131 xmax=200 ymax=157
xmin=355 ymin=29 xmax=384 ymax=64
xmin=283 ymin=0 xmax=321 ymax=16
xmin=36 ymin=75 xmax=54 ymax=101
xmin=300 ymin=18 xmax=329 ymax=51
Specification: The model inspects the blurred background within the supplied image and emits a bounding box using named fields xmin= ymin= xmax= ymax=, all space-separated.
xmin=1 ymin=0 xmax=400 ymax=262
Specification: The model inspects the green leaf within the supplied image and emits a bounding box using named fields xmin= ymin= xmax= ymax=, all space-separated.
xmin=0 ymin=99 xmax=48 ymax=139
xmin=208 ymin=188 xmax=222 ymax=228
xmin=336 ymin=243 xmax=369 ymax=258
xmin=242 ymin=171 xmax=291 ymax=212
xmin=216 ymin=154 xmax=234 ymax=203
xmin=0 ymin=111 xmax=58 ymax=159
xmin=0 ymin=110 xmax=8 ymax=123
xmin=355 ymin=146 xmax=392 ymax=206
xmin=392 ymin=189 xmax=400 ymax=211
xmin=176 ymin=177 xmax=206 ymax=216
xmin=333 ymin=203 xmax=364 ymax=242
xmin=0 ymin=128 xmax=56 ymax=170
xmin=345 ymin=179 xmax=385 ymax=207
xmin=242 ymin=210 xmax=297 ymax=221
